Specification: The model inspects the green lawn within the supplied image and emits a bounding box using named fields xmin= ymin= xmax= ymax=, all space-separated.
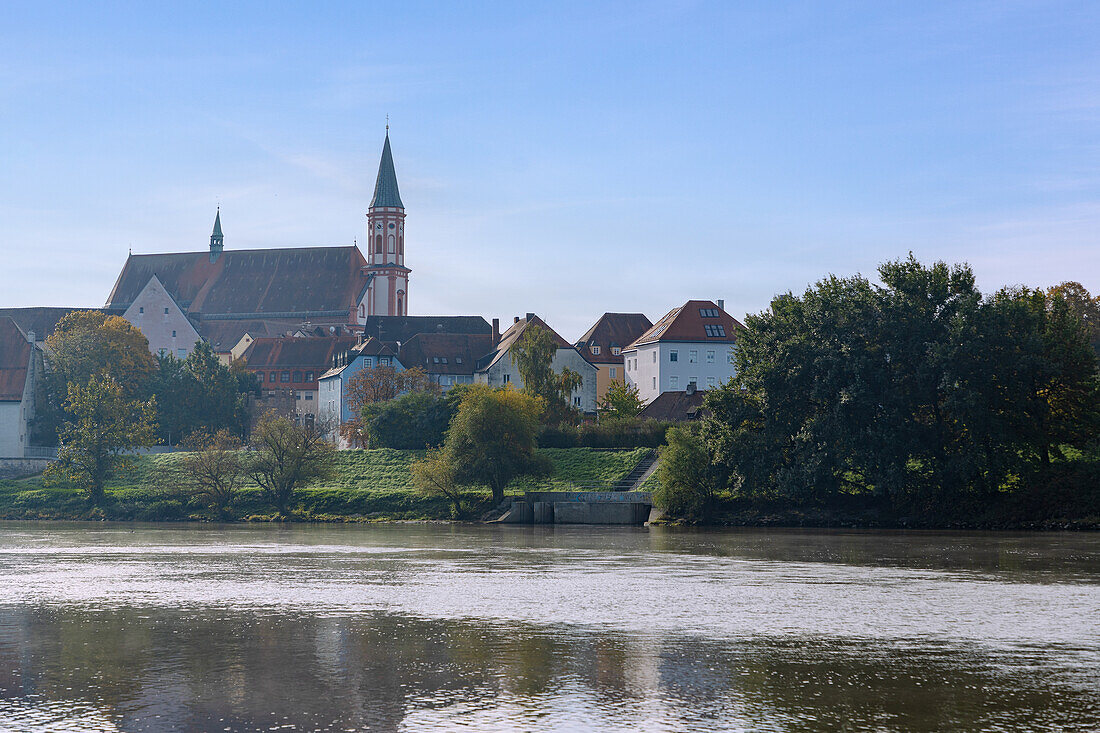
xmin=0 ymin=447 xmax=651 ymax=522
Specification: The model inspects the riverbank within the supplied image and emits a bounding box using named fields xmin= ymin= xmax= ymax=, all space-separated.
xmin=0 ymin=447 xmax=651 ymax=522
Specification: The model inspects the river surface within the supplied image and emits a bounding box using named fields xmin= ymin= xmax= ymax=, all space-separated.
xmin=0 ymin=523 xmax=1096 ymax=732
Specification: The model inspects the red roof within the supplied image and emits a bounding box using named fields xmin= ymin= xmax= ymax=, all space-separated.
xmin=399 ymin=333 xmax=493 ymax=375
xmin=0 ymin=318 xmax=32 ymax=402
xmin=628 ymin=300 xmax=743 ymax=348
xmin=574 ymin=313 xmax=653 ymax=364
xmin=242 ymin=335 xmax=358 ymax=371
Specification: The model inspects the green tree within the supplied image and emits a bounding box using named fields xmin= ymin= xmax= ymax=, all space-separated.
xmin=513 ymin=324 xmax=583 ymax=425
xmin=150 ymin=343 xmax=251 ymax=444
xmin=340 ymin=366 xmax=436 ymax=447
xmin=442 ymin=384 xmax=549 ymax=504
xmin=36 ymin=310 xmax=158 ymax=444
xmin=245 ymin=410 xmax=335 ymax=517
xmin=410 ymin=447 xmax=468 ymax=518
xmin=598 ymin=380 xmax=645 ymax=419
xmin=44 ymin=375 xmax=158 ymax=505
xmin=361 ymin=390 xmax=456 ymax=449
xmin=654 ymin=425 xmax=720 ymax=521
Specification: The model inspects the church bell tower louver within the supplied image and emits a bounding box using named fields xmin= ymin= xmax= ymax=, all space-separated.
xmin=362 ymin=129 xmax=410 ymax=318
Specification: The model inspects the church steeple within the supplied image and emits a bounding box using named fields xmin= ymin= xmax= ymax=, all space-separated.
xmin=370 ymin=132 xmax=403 ymax=209
xmin=209 ymin=207 xmax=224 ymax=263
xmin=361 ymin=129 xmax=410 ymax=320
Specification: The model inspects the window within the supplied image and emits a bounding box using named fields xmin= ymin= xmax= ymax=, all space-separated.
xmin=305 ymin=371 xmax=314 ymax=382
xmin=503 ymin=373 xmax=511 ymax=383
xmin=652 ymin=352 xmax=656 ymax=363
xmin=707 ymin=376 xmax=716 ymax=388
xmin=706 ymin=350 xmax=715 ymax=363
xmin=455 ymin=357 xmax=463 ymax=364
xmin=295 ymin=392 xmax=301 ymax=400
xmin=139 ymin=307 xmax=144 ymax=314
xmin=364 ymin=358 xmax=373 ymax=368
xmin=433 ymin=357 xmax=440 ymax=364
xmin=689 ymin=377 xmax=698 ymax=389
xmin=609 ymin=367 xmax=617 ymax=378
xmin=689 ymin=350 xmax=698 ymax=363
xmin=177 ymin=349 xmax=186 ymax=358
xmin=281 ymin=371 xmax=290 ymax=383
xmin=728 ymin=347 xmax=736 ymax=364
xmin=164 ymin=307 xmax=169 ymax=315
xmin=257 ymin=372 xmax=264 ymax=383
xmin=292 ymin=371 xmax=302 ymax=382
xmin=270 ymin=372 xmax=278 ymax=383
xmin=670 ymin=375 xmax=679 ymax=389
xmin=611 ymin=347 xmax=621 ymax=355
xmin=669 ymin=350 xmax=678 ymax=362
xmin=573 ymin=396 xmax=582 ymax=406
xmin=700 ymin=308 xmax=720 ymax=318
xmin=172 ymin=330 xmax=177 ymax=338
xmin=441 ymin=357 xmax=448 ymax=364
xmin=652 ymin=377 xmax=657 ymax=389
xmin=704 ymin=324 xmax=726 ymax=337
xmin=591 ymin=345 xmax=601 ymax=355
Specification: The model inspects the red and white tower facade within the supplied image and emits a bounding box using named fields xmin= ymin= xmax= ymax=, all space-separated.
xmin=362 ymin=130 xmax=410 ymax=317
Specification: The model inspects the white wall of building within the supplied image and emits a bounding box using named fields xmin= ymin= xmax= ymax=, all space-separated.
xmin=123 ymin=276 xmax=201 ymax=358
xmin=624 ymin=341 xmax=737 ymax=404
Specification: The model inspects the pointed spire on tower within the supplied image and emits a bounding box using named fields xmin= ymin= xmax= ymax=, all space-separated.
xmin=370 ymin=130 xmax=403 ymax=208
xmin=209 ymin=207 xmax=224 ymax=262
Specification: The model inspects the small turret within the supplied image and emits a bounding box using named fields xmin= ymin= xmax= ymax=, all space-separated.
xmin=210 ymin=207 xmax=224 ymax=263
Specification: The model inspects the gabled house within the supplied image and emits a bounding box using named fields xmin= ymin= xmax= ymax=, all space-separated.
xmin=574 ymin=313 xmax=653 ymax=404
xmin=0 ymin=318 xmax=39 ymax=458
xmin=623 ymin=299 xmax=743 ymax=404
xmin=475 ymin=313 xmax=598 ymax=413
xmin=318 ymin=337 xmax=403 ymax=444
xmin=241 ymin=334 xmax=358 ymax=418
xmin=397 ymin=333 xmax=493 ymax=391
xmin=120 ymin=274 xmax=201 ymax=359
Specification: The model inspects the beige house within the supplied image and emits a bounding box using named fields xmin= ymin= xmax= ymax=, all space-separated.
xmin=574 ymin=313 xmax=653 ymax=404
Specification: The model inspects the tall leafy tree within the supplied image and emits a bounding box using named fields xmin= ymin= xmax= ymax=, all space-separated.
xmin=513 ymin=324 xmax=583 ymax=425
xmin=245 ymin=411 xmax=335 ymax=517
xmin=44 ymin=375 xmax=158 ymax=505
xmin=340 ymin=366 xmax=436 ymax=447
xmin=440 ymin=384 xmax=549 ymax=504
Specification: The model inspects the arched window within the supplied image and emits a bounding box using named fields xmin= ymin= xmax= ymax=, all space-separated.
xmin=397 ymin=296 xmax=403 ymax=314
xmin=398 ymin=236 xmax=403 ymax=255
xmin=374 ymin=235 xmax=383 ymax=254
xmin=388 ymin=234 xmax=395 ymax=253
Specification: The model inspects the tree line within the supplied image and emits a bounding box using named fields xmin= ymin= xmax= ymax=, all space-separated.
xmin=657 ymin=257 xmax=1100 ymax=523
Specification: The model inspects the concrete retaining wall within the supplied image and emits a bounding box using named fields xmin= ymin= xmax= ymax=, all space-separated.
xmin=0 ymin=458 xmax=52 ymax=480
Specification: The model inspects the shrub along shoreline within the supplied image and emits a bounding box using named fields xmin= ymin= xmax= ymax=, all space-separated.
xmin=0 ymin=447 xmax=651 ymax=522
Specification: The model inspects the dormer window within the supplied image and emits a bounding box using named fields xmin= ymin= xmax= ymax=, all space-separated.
xmin=700 ymin=308 xmax=720 ymax=318
xmin=591 ymin=345 xmax=601 ymax=355
xmin=704 ymin=324 xmax=726 ymax=337
xmin=611 ymin=347 xmax=621 ymax=355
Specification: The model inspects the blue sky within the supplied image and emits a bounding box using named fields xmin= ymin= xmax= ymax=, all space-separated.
xmin=2 ymin=1 xmax=1098 ymax=338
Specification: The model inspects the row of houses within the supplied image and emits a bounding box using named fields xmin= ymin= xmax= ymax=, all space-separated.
xmin=0 ymin=133 xmax=745 ymax=457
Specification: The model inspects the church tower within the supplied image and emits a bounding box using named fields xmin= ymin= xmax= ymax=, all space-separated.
xmin=362 ymin=130 xmax=410 ymax=318
xmin=209 ymin=207 xmax=224 ymax=263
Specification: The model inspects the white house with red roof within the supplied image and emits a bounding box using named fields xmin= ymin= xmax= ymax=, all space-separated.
xmin=622 ymin=299 xmax=743 ymax=404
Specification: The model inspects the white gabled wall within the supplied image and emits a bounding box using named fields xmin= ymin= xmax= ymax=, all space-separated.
xmin=625 ymin=341 xmax=737 ymax=404
xmin=122 ymin=276 xmax=201 ymax=358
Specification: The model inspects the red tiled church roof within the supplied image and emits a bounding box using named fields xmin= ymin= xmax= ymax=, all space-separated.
xmin=105 ymin=246 xmax=370 ymax=318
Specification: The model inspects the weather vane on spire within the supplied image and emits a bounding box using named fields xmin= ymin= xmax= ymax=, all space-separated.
xmin=386 ymin=114 xmax=389 ymax=133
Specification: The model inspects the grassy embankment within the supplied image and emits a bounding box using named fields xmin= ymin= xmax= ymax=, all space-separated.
xmin=0 ymin=447 xmax=651 ymax=522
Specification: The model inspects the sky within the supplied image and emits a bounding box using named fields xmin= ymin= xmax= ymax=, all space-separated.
xmin=2 ymin=1 xmax=1099 ymax=339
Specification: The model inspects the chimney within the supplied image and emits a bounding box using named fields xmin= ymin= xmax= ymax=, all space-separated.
xmin=492 ymin=318 xmax=500 ymax=347
xmin=26 ymin=330 xmax=35 ymax=344
xmin=514 ymin=316 xmax=520 ymax=324
xmin=525 ymin=312 xmax=535 ymax=322
xmin=717 ymin=299 xmax=725 ymax=311
xmin=686 ymin=381 xmax=697 ymax=395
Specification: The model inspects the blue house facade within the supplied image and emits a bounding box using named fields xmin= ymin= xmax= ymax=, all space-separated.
xmin=318 ymin=337 xmax=403 ymax=443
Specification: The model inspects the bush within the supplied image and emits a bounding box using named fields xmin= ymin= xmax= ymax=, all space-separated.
xmin=539 ymin=419 xmax=671 ymax=449
xmin=653 ymin=425 xmax=721 ymax=521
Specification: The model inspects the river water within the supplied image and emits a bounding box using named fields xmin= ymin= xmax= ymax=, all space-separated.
xmin=0 ymin=523 xmax=1096 ymax=732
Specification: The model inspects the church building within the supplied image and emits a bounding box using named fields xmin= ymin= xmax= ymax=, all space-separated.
xmin=103 ymin=133 xmax=412 ymax=354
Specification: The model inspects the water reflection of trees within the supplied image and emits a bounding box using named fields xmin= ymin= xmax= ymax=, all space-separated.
xmin=0 ymin=608 xmax=1095 ymax=732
